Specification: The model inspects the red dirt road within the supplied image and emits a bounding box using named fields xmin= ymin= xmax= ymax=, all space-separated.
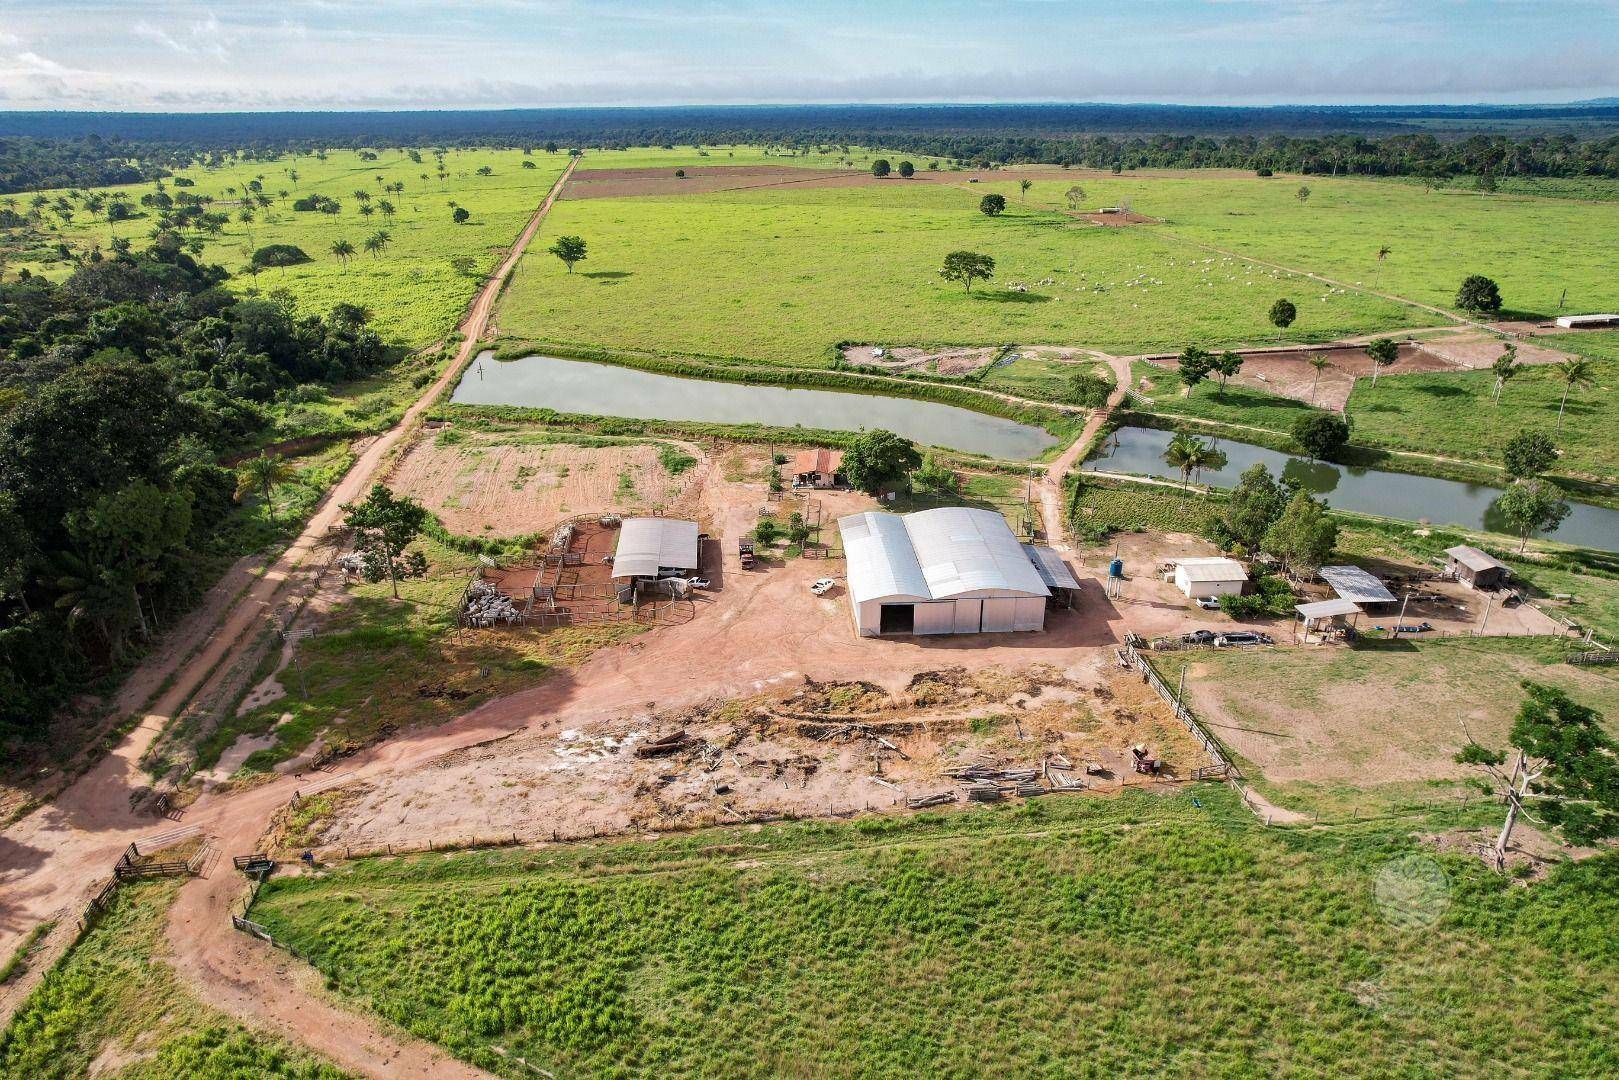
xmin=0 ymin=158 xmax=579 ymax=1059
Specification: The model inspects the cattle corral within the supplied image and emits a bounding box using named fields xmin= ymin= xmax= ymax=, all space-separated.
xmin=1142 ymin=341 xmax=1455 ymax=411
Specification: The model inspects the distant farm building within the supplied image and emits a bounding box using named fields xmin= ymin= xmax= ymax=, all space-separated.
xmin=1318 ymin=564 xmax=1397 ymax=608
xmin=838 ymin=507 xmax=1073 ymax=636
xmin=792 ymin=448 xmax=846 ymax=489
xmin=611 ymin=517 xmax=699 ymax=583
xmin=1445 ymin=545 xmax=1510 ymax=591
xmin=1554 ymin=313 xmax=1619 ymax=329
xmin=1172 ymin=557 xmax=1248 ymax=599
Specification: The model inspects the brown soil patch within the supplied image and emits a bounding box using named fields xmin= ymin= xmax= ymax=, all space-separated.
xmin=390 ymin=430 xmax=702 ymax=537
xmin=1144 ymin=342 xmax=1455 ymax=412
xmin=1076 ymin=210 xmax=1157 ymax=226
xmin=563 ymin=165 xmax=953 ymax=200
xmin=839 ymin=344 xmax=998 ymax=376
xmin=1414 ymin=333 xmax=1572 ymax=370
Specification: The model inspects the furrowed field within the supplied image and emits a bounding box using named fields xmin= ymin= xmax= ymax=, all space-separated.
xmin=14 ymin=148 xmax=567 ymax=347
xmin=250 ymin=789 xmax=1619 ymax=1079
xmin=500 ymin=180 xmax=1418 ymax=363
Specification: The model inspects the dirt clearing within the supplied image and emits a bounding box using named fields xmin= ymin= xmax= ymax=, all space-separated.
xmin=1144 ymin=342 xmax=1455 ymax=411
xmin=838 ymin=344 xmax=1000 ymax=375
xmin=563 ymin=165 xmax=954 ymax=200
xmin=389 ymin=429 xmax=703 ymax=537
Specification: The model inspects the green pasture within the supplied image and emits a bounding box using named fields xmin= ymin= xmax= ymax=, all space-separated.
xmin=249 ymin=788 xmax=1619 ymax=1078
xmin=12 ymin=149 xmax=566 ymax=347
xmin=500 ymin=182 xmax=1417 ymax=363
xmin=575 ymin=145 xmax=884 ymax=171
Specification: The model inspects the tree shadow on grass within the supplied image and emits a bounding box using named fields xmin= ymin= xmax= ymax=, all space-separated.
xmin=583 ymin=271 xmax=633 ymax=280
xmin=974 ymin=290 xmax=1053 ymax=304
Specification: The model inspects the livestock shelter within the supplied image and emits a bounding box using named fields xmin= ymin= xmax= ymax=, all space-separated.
xmin=1554 ymin=313 xmax=1619 ymax=329
xmin=1445 ymin=545 xmax=1510 ymax=591
xmin=1295 ymin=597 xmax=1362 ymax=642
xmin=1318 ymin=564 xmax=1397 ymax=608
xmin=611 ymin=517 xmax=699 ymax=582
xmin=838 ymin=507 xmax=1058 ymax=637
xmin=792 ymin=449 xmax=846 ymax=489
xmin=1172 ymin=557 xmax=1248 ymax=600
xmin=1024 ymin=543 xmax=1082 ymax=609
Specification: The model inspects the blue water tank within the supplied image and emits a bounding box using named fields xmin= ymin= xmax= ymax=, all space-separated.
xmin=1109 ymin=558 xmax=1125 ymax=579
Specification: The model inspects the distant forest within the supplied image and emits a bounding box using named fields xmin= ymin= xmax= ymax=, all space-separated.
xmin=4 ymin=102 xmax=1619 ymax=192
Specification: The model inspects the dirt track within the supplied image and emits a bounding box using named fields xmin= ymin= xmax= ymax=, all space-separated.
xmin=0 ymin=156 xmax=581 ymax=1065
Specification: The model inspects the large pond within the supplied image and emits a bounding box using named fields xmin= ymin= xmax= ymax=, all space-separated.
xmin=452 ymin=353 xmax=1058 ymax=460
xmin=1088 ymin=425 xmax=1619 ymax=553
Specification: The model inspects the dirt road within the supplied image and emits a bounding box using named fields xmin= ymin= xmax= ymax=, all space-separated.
xmin=0 ymin=157 xmax=579 ymax=1044
xmin=1038 ymin=351 xmax=1134 ymax=549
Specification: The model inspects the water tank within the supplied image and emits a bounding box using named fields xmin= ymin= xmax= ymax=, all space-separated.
xmin=1109 ymin=558 xmax=1125 ymax=579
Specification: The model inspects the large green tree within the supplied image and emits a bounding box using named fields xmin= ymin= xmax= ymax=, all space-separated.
xmin=938 ymin=251 xmax=994 ymax=293
xmin=549 ymin=235 xmax=588 ymax=273
xmin=341 ymin=484 xmax=430 ymax=599
xmin=1214 ymin=464 xmax=1288 ymax=552
xmin=1262 ymin=492 xmax=1338 ymax=573
xmin=1455 ymin=274 xmax=1502 ymax=315
xmin=1502 ymin=430 xmax=1557 ymax=479
xmin=1291 ymin=413 xmax=1350 ymax=460
xmin=842 ymin=430 xmax=922 ymax=494
xmin=1494 ymin=478 xmax=1570 ymax=553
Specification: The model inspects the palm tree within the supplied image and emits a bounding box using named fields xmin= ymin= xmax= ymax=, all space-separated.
xmin=1162 ymin=432 xmax=1203 ymax=489
xmin=378 ymin=200 xmax=396 ymax=219
xmin=1491 ymin=343 xmax=1519 ymax=405
xmin=1374 ymin=245 xmax=1391 ymax=287
xmin=236 ymin=453 xmax=294 ymax=525
xmin=330 ymin=238 xmax=355 ymax=267
xmin=363 ymin=230 xmax=391 ymax=258
xmin=1552 ymin=357 xmax=1594 ymax=435
xmin=1019 ymin=178 xmax=1032 ymax=201
xmin=1308 ymin=355 xmax=1332 ymax=404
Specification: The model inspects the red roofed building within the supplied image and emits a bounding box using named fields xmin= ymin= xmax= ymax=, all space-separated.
xmin=792 ymin=448 xmax=846 ymax=489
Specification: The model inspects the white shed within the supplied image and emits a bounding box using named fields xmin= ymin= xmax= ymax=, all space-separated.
xmin=838 ymin=507 xmax=1052 ymax=637
xmin=611 ymin=517 xmax=699 ymax=580
xmin=1172 ymin=557 xmax=1248 ymax=599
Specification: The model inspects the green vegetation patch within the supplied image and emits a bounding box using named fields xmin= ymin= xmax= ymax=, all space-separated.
xmin=0 ymin=880 xmax=346 ymax=1079
xmin=251 ymin=788 xmax=1619 ymax=1078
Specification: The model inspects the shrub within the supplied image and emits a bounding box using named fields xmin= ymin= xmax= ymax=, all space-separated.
xmin=1291 ymin=412 xmax=1350 ymax=460
xmin=250 ymin=244 xmax=312 ymax=269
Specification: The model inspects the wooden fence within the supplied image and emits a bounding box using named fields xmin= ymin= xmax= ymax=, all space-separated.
xmin=1568 ymin=649 xmax=1618 ymax=666
xmin=1119 ymin=639 xmax=1238 ymax=784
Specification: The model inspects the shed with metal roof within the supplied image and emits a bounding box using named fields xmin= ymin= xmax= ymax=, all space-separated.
xmin=1318 ymin=564 xmax=1397 ymax=606
xmin=1445 ymin=545 xmax=1509 ymax=590
xmin=611 ymin=518 xmax=700 ymax=581
xmin=1172 ymin=557 xmax=1248 ymax=599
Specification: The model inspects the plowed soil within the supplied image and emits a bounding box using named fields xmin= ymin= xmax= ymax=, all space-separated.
xmin=388 ymin=432 xmax=703 ymax=537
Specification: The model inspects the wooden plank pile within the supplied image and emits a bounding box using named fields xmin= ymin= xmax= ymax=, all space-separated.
xmin=907 ymin=791 xmax=956 ymax=809
xmin=634 ymin=730 xmax=695 ymax=759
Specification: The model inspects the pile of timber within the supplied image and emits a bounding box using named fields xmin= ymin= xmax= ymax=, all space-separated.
xmin=634 ymin=730 xmax=695 ymax=759
xmin=945 ymin=764 xmax=1039 ymax=783
xmin=907 ymin=792 xmax=956 ymax=809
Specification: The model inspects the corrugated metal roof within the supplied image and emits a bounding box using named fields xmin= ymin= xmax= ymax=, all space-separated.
xmin=1024 ymin=544 xmax=1081 ymax=590
xmin=1175 ymin=557 xmax=1248 ymax=583
xmin=1318 ymin=564 xmax=1397 ymax=604
xmin=839 ymin=512 xmax=929 ymax=604
xmin=838 ymin=508 xmax=1050 ymax=604
xmin=1445 ymin=545 xmax=1507 ymax=574
xmin=612 ymin=518 xmax=699 ymax=579
xmin=1296 ymin=598 xmax=1361 ymax=619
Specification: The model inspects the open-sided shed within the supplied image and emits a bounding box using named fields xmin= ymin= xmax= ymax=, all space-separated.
xmin=611 ymin=518 xmax=699 ymax=581
xmin=838 ymin=507 xmax=1054 ymax=637
xmin=1445 ymin=545 xmax=1509 ymax=591
xmin=1318 ymin=564 xmax=1397 ymax=607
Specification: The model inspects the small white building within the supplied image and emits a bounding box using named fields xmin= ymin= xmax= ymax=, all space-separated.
xmin=838 ymin=507 xmax=1059 ymax=637
xmin=1172 ymin=557 xmax=1248 ymax=599
xmin=1554 ymin=313 xmax=1619 ymax=329
xmin=611 ymin=517 xmax=699 ymax=582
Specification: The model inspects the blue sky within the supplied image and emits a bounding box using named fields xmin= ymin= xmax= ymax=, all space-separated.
xmin=2 ymin=1 xmax=1617 ymax=111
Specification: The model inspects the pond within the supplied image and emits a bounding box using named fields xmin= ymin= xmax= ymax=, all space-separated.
xmin=1087 ymin=425 xmax=1619 ymax=553
xmin=451 ymin=353 xmax=1058 ymax=459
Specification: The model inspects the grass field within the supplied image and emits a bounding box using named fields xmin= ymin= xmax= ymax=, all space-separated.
xmin=1175 ymin=637 xmax=1619 ymax=819
xmin=0 ymin=880 xmax=345 ymax=1079
xmin=249 ymin=787 xmax=1619 ymax=1078
xmin=11 ymin=148 xmax=566 ymax=347
xmin=500 ymin=180 xmax=1418 ymax=363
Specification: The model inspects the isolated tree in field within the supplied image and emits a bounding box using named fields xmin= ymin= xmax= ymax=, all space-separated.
xmin=978 ymin=193 xmax=1007 ymax=217
xmin=1268 ymin=297 xmax=1296 ymax=329
xmin=363 ymin=230 xmax=391 ymax=258
xmin=1306 ymin=354 xmax=1332 ymax=404
xmin=1292 ymin=412 xmax=1350 ymax=461
xmin=1176 ymin=345 xmax=1215 ymax=391
xmin=1065 ymin=185 xmax=1087 ymax=210
xmin=938 ymin=250 xmax=994 ymax=292
xmin=897 ymin=160 xmax=914 ymax=178
xmin=843 ymin=429 xmax=921 ymax=494
xmin=522 ymin=160 xmax=537 ymax=170
xmin=1552 ymin=357 xmax=1593 ymax=436
xmin=378 ymin=200 xmax=396 ymax=219
xmin=1263 ymin=491 xmax=1338 ymax=573
xmin=1495 ymin=478 xmax=1571 ymax=553
xmin=1213 ymin=350 xmax=1243 ymax=393
xmin=1296 ymin=185 xmax=1311 ymax=203
xmin=549 ymin=235 xmax=588 ymax=273
xmin=1374 ymin=244 xmax=1391 ymax=286
xmin=1455 ymin=274 xmax=1502 ymax=315
xmin=235 ymin=453 xmax=294 ymax=525
xmin=330 ymin=238 xmax=355 ymax=267
xmin=1503 ymin=430 xmax=1557 ymax=479
xmin=1491 ymin=342 xmax=1520 ymax=404
xmin=250 ymin=244 xmax=311 ymax=275
xmin=476 ymin=165 xmax=493 ymax=176
xmin=1019 ymin=178 xmax=1033 ymax=201
xmin=352 ymin=189 xmax=371 ymax=203
xmin=1457 ymin=682 xmax=1619 ymax=869
xmin=871 ymin=158 xmax=891 ymax=178
xmin=341 ymin=483 xmax=430 ymax=599
xmin=1364 ymin=337 xmax=1399 ymax=386
xmin=452 ymin=206 xmax=471 ymax=224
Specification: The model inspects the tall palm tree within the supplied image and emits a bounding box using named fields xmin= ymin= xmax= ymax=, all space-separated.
xmin=1308 ymin=355 xmax=1332 ymax=404
xmin=1491 ymin=343 xmax=1519 ymax=405
xmin=1019 ymin=178 xmax=1032 ymax=201
xmin=1374 ymin=245 xmax=1391 ymax=287
xmin=363 ymin=230 xmax=391 ymax=258
xmin=236 ymin=453 xmax=294 ymax=525
xmin=1162 ymin=432 xmax=1206 ymax=490
xmin=1553 ymin=357 xmax=1593 ymax=435
xmin=330 ymin=238 xmax=355 ymax=267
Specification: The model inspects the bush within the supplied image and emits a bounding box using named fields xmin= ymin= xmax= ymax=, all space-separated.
xmin=1063 ymin=372 xmax=1112 ymax=408
xmin=1291 ymin=412 xmax=1350 ymax=460
xmin=250 ymin=244 xmax=312 ymax=269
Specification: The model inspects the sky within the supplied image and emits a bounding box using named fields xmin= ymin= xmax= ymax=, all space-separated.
xmin=2 ymin=1 xmax=1618 ymax=112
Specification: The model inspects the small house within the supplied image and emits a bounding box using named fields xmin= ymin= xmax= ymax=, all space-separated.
xmin=792 ymin=449 xmax=845 ymax=489
xmin=1445 ymin=545 xmax=1509 ymax=591
xmin=1172 ymin=557 xmax=1248 ymax=600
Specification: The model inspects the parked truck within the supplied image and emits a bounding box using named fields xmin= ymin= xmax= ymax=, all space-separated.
xmin=738 ymin=537 xmax=756 ymax=569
